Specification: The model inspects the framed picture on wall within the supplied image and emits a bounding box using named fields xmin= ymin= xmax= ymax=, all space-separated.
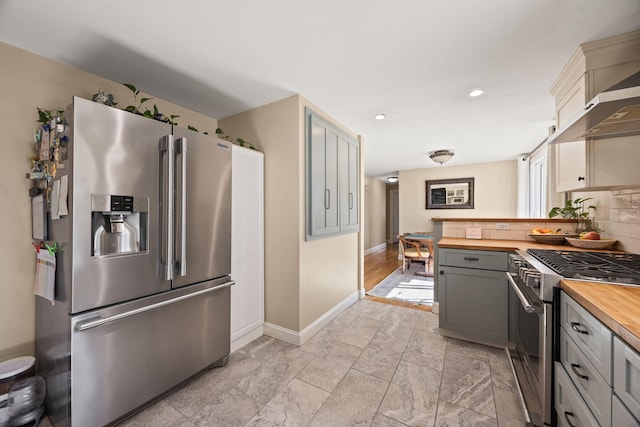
xmin=426 ymin=177 xmax=474 ymax=209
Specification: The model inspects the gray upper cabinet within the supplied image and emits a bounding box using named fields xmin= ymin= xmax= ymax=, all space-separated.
xmin=306 ymin=108 xmax=359 ymax=239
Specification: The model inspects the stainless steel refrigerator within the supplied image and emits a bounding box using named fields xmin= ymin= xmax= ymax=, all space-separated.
xmin=36 ymin=96 xmax=233 ymax=427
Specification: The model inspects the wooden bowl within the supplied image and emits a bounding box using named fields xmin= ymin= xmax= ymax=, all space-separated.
xmin=565 ymin=238 xmax=618 ymax=249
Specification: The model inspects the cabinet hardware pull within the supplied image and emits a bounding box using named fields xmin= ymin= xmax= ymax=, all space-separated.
xmin=570 ymin=363 xmax=589 ymax=380
xmin=439 ymin=271 xmax=444 ymax=275
xmin=463 ymin=257 xmax=479 ymax=261
xmin=570 ymin=321 xmax=589 ymax=335
xmin=564 ymin=411 xmax=577 ymax=427
xmin=325 ymin=189 xmax=330 ymax=210
xmin=577 ymin=176 xmax=585 ymax=181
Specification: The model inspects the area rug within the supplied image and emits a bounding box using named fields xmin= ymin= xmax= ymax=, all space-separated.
xmin=367 ymin=263 xmax=434 ymax=306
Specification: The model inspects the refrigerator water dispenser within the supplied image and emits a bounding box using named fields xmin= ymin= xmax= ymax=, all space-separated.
xmin=91 ymin=194 xmax=148 ymax=256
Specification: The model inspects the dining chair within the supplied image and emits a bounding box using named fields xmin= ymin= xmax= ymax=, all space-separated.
xmin=398 ymin=236 xmax=429 ymax=273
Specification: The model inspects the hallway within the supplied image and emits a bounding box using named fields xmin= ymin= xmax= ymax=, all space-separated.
xmin=364 ymin=243 xmax=431 ymax=312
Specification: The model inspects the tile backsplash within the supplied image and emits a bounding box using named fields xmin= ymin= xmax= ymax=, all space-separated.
xmin=441 ymin=221 xmax=578 ymax=241
xmin=598 ymin=187 xmax=640 ymax=254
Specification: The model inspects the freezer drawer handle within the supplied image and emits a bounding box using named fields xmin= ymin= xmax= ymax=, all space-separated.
xmin=75 ymin=281 xmax=235 ymax=332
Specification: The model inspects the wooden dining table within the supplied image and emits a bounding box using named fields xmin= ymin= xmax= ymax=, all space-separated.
xmin=402 ymin=233 xmax=434 ymax=277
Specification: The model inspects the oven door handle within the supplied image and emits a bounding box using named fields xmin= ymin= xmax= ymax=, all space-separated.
xmin=506 ymin=272 xmax=542 ymax=314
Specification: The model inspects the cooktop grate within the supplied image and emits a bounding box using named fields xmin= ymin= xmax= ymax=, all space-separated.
xmin=527 ymin=249 xmax=640 ymax=285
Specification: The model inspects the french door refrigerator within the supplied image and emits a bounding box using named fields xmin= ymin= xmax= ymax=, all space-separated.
xmin=36 ymin=96 xmax=233 ymax=427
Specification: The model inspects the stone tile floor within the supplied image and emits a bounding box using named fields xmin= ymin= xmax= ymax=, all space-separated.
xmin=109 ymin=299 xmax=525 ymax=426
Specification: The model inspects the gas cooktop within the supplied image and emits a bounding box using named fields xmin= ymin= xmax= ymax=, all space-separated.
xmin=527 ymin=249 xmax=640 ymax=286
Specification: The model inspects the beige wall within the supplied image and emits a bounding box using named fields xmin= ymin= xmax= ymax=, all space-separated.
xmin=398 ymin=160 xmax=518 ymax=234
xmin=219 ymin=95 xmax=361 ymax=332
xmin=0 ymin=42 xmax=218 ymax=360
xmin=364 ymin=177 xmax=387 ymax=251
xmin=298 ymin=97 xmax=360 ymax=330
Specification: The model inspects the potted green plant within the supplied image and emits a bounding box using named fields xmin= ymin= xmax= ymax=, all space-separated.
xmin=548 ymin=197 xmax=599 ymax=233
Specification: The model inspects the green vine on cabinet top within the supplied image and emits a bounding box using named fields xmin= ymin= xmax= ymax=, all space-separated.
xmin=122 ymin=83 xmax=179 ymax=125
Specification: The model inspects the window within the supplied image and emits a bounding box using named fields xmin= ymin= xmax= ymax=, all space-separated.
xmin=529 ymin=152 xmax=547 ymax=217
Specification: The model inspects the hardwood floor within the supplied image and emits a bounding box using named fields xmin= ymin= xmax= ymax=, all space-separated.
xmin=363 ymin=243 xmax=432 ymax=312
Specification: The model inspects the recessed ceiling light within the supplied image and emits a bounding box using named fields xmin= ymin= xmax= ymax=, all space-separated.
xmin=469 ymin=89 xmax=485 ymax=97
xmin=374 ymin=114 xmax=386 ymax=120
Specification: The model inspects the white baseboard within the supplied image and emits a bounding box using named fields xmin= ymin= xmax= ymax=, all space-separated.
xmin=359 ymin=288 xmax=366 ymax=299
xmin=231 ymin=325 xmax=264 ymax=353
xmin=431 ymin=301 xmax=439 ymax=314
xmin=264 ymin=290 xmax=359 ymax=346
xmin=364 ymin=243 xmax=387 ymax=256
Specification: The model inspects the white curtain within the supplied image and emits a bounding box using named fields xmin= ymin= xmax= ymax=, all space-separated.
xmin=516 ymin=155 xmax=529 ymax=217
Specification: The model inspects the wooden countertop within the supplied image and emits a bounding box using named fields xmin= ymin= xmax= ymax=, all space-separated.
xmin=561 ymin=280 xmax=640 ymax=354
xmin=431 ymin=218 xmax=579 ymax=223
xmin=437 ymin=237 xmax=618 ymax=252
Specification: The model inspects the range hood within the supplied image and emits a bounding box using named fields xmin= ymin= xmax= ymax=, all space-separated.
xmin=549 ymin=70 xmax=640 ymax=143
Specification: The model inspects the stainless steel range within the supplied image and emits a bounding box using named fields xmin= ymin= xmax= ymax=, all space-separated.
xmin=506 ymin=249 xmax=640 ymax=426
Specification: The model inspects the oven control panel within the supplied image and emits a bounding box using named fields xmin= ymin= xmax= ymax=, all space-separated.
xmin=510 ymin=252 xmax=559 ymax=303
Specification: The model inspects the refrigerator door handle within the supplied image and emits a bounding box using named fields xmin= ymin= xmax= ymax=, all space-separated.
xmin=75 ymin=281 xmax=235 ymax=331
xmin=159 ymin=135 xmax=175 ymax=280
xmin=175 ymin=137 xmax=187 ymax=277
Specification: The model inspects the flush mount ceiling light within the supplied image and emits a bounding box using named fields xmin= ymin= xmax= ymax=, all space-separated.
xmin=429 ymin=150 xmax=455 ymax=165
xmin=468 ymin=89 xmax=485 ymax=97
xmin=374 ymin=114 xmax=386 ymax=120
xmin=386 ymin=176 xmax=398 ymax=183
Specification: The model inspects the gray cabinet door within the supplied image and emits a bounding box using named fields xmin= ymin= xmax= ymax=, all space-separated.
xmin=306 ymin=108 xmax=359 ymax=239
xmin=339 ymin=136 xmax=359 ymax=232
xmin=438 ymin=265 xmax=508 ymax=344
xmin=614 ymin=336 xmax=640 ymax=420
xmin=555 ymin=362 xmax=600 ymax=427
xmin=439 ymin=248 xmax=508 ymax=271
xmin=612 ymin=394 xmax=640 ymax=427
xmin=308 ymin=114 xmax=339 ymax=237
xmin=560 ymin=292 xmax=612 ymax=383
xmin=559 ymin=328 xmax=612 ymax=425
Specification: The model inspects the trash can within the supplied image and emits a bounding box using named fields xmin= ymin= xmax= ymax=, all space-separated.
xmin=0 ymin=357 xmax=35 ymax=427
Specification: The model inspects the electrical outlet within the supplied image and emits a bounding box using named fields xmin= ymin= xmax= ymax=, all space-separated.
xmin=495 ymin=223 xmax=510 ymax=230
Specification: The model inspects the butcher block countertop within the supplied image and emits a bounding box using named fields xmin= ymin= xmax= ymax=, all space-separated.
xmin=561 ymin=280 xmax=640 ymax=354
xmin=436 ymin=237 xmax=640 ymax=353
xmin=437 ymin=237 xmax=619 ymax=252
xmin=432 ymin=217 xmax=578 ymax=223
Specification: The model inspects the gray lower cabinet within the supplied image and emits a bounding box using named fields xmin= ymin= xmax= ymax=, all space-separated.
xmin=559 ymin=328 xmax=612 ymax=425
xmin=557 ymin=291 xmax=640 ymax=427
xmin=555 ymin=362 xmax=600 ymax=427
xmin=438 ymin=249 xmax=508 ymax=346
xmin=613 ymin=394 xmax=640 ymax=427
xmin=614 ymin=336 xmax=640 ymax=423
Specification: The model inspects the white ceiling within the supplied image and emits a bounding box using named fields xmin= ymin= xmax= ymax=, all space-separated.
xmin=2 ymin=1 xmax=640 ymax=178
